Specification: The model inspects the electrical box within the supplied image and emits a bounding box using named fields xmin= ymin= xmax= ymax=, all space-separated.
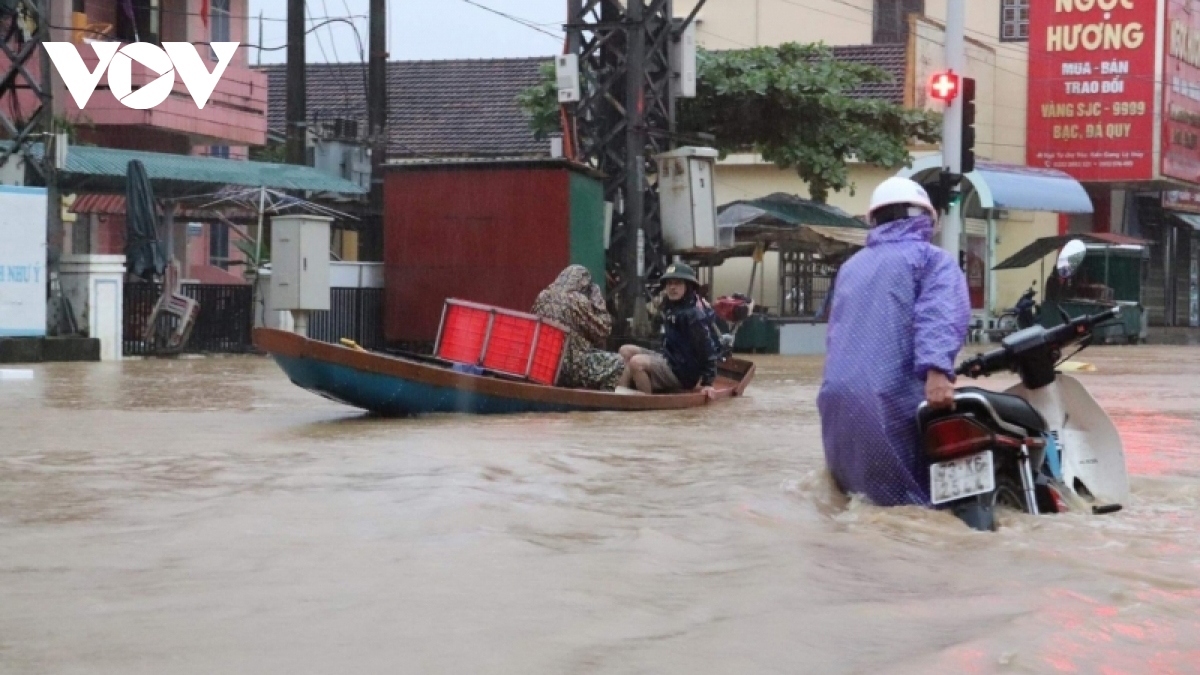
xmin=313 ymin=140 xmax=371 ymax=191
xmin=556 ymin=54 xmax=580 ymax=103
xmin=671 ymin=19 xmax=697 ymax=99
xmin=654 ymin=147 xmax=720 ymax=252
xmin=269 ymin=214 xmax=332 ymax=311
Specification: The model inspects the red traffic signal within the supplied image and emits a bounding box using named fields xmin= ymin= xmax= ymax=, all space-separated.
xmin=929 ymin=70 xmax=960 ymax=103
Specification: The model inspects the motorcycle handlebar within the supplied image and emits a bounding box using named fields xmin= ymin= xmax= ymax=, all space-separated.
xmin=955 ymin=349 xmax=1006 ymax=378
xmin=956 ymin=306 xmax=1121 ymax=378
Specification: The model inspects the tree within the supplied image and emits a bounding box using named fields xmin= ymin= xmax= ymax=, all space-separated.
xmin=519 ymin=43 xmax=941 ymax=203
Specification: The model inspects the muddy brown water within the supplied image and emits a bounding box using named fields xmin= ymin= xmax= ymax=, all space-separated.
xmin=1 ymin=347 xmax=1198 ymax=674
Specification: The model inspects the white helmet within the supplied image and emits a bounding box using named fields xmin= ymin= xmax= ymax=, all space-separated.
xmin=867 ymin=177 xmax=936 ymax=226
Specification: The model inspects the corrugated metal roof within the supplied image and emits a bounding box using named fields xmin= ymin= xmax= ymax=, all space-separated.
xmin=28 ymin=144 xmax=367 ymax=195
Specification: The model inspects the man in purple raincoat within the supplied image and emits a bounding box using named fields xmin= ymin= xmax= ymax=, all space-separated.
xmin=818 ymin=177 xmax=971 ymax=507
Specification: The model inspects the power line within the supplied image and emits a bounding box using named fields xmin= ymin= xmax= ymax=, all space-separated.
xmin=307 ymin=1 xmax=334 ymax=64
xmin=47 ymin=13 xmax=366 ymax=53
xmin=457 ymin=0 xmax=563 ymax=41
xmin=320 ymin=0 xmax=345 ymax=65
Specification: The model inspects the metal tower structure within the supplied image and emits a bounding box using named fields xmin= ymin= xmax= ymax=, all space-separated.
xmin=566 ymin=0 xmax=676 ymax=338
xmin=0 ymin=0 xmax=52 ymax=173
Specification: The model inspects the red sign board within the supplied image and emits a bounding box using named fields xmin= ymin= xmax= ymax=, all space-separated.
xmin=1162 ymin=0 xmax=1200 ymax=183
xmin=1027 ymin=0 xmax=1159 ymax=182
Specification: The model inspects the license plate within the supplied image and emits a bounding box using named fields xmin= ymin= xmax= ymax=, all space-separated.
xmin=930 ymin=451 xmax=995 ymax=505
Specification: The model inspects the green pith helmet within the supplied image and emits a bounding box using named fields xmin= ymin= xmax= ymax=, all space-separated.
xmin=660 ymin=262 xmax=699 ymax=286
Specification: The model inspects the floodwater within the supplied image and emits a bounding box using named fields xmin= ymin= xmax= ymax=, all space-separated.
xmin=2 ymin=347 xmax=1199 ymax=675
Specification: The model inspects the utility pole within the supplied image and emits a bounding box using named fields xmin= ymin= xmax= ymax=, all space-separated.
xmin=367 ymin=0 xmax=387 ymax=259
xmin=38 ymin=0 xmax=67 ymax=334
xmin=285 ymin=0 xmax=306 ymax=166
xmin=567 ymin=0 xmax=674 ymax=338
xmin=624 ymin=0 xmax=647 ymax=335
xmin=939 ymin=0 xmax=965 ymax=265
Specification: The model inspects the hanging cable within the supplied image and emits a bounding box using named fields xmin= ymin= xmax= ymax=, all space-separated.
xmin=456 ymin=0 xmax=563 ymax=41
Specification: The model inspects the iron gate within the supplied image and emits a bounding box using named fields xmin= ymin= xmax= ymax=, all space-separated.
xmin=124 ymin=283 xmax=254 ymax=355
xmin=779 ymin=251 xmax=840 ymax=318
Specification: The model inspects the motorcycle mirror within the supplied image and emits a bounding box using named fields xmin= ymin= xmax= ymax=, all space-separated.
xmin=1056 ymin=239 xmax=1087 ymax=279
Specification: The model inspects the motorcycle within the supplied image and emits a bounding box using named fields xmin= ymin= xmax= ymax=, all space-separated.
xmin=916 ymin=240 xmax=1129 ymax=531
xmin=995 ymin=283 xmax=1040 ymax=334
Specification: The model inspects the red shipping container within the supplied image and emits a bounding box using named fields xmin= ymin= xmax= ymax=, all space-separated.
xmin=383 ymin=159 xmax=606 ymax=345
xmin=434 ymin=299 xmax=567 ymax=386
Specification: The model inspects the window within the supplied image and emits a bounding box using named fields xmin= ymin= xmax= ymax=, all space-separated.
xmin=873 ymin=0 xmax=924 ymax=44
xmin=1000 ymin=0 xmax=1030 ymax=42
xmin=209 ymin=222 xmax=230 ymax=270
xmin=116 ymin=0 xmax=161 ymax=43
xmin=209 ymin=145 xmax=230 ymax=159
xmin=210 ymin=0 xmax=231 ymax=60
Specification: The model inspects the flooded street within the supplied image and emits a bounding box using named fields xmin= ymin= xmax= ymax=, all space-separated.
xmin=2 ymin=347 xmax=1199 ymax=674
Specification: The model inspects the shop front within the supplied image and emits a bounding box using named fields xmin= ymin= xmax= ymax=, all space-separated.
xmin=899 ymin=157 xmax=1094 ymax=331
xmin=1027 ymin=0 xmax=1200 ymax=327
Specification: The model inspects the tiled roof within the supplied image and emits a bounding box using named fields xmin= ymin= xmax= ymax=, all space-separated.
xmin=260 ymin=57 xmax=550 ymax=159
xmin=830 ymin=44 xmax=907 ymax=105
xmin=258 ymin=46 xmax=907 ymax=160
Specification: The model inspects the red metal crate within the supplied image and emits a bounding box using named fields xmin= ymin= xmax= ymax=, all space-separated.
xmin=434 ymin=299 xmax=567 ymax=385
xmin=435 ymin=302 xmax=491 ymax=365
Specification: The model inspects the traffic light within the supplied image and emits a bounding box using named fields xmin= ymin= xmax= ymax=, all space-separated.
xmin=929 ymin=71 xmax=959 ymax=103
xmin=961 ymin=77 xmax=976 ymax=174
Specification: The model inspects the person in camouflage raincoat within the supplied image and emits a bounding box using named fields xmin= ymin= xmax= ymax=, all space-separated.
xmin=532 ymin=266 xmax=625 ymax=391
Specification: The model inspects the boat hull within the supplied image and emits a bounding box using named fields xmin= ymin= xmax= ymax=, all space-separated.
xmin=255 ymin=328 xmax=755 ymax=417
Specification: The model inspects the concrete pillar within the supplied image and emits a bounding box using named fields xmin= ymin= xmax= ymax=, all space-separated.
xmin=58 ymin=255 xmax=126 ymax=360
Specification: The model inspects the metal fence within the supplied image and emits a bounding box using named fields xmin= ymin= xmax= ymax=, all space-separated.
xmin=124 ymin=283 xmax=255 ymax=355
xmin=308 ymin=288 xmax=386 ymax=351
xmin=779 ymin=251 xmax=840 ymax=318
xmin=124 ymin=284 xmax=384 ymax=356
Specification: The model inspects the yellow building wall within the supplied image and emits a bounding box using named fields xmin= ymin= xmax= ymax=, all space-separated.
xmin=922 ymin=0 xmax=1030 ymax=165
xmin=678 ymin=0 xmax=1047 ymax=316
xmin=676 ymin=0 xmax=873 ymax=50
xmin=993 ymin=211 xmax=1061 ymax=311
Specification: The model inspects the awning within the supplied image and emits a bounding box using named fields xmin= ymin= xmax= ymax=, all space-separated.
xmin=993 ymin=233 xmax=1151 ymax=270
xmin=1171 ymin=211 xmax=1200 ymax=230
xmin=24 ymin=143 xmax=368 ymax=197
xmin=718 ymin=193 xmax=868 ymax=230
xmin=899 ymin=156 xmax=1094 ymax=214
xmin=713 ymin=194 xmax=868 ymax=261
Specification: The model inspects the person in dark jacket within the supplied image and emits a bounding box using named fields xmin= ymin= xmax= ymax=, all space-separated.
xmin=617 ymin=263 xmax=720 ymax=396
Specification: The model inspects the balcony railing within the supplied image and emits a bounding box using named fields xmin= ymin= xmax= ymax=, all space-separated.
xmin=59 ymin=41 xmax=267 ymax=147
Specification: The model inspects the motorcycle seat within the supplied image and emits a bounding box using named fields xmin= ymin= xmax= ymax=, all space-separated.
xmin=953 ymin=387 xmax=1047 ymax=435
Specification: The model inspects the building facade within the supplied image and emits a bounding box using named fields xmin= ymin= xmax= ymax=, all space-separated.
xmin=1026 ymin=0 xmax=1200 ymax=327
xmin=45 ymin=0 xmax=268 ymax=284
xmin=677 ymin=0 xmax=1070 ymax=323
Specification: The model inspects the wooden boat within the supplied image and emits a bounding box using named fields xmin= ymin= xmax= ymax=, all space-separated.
xmin=254 ymin=327 xmax=756 ymax=416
